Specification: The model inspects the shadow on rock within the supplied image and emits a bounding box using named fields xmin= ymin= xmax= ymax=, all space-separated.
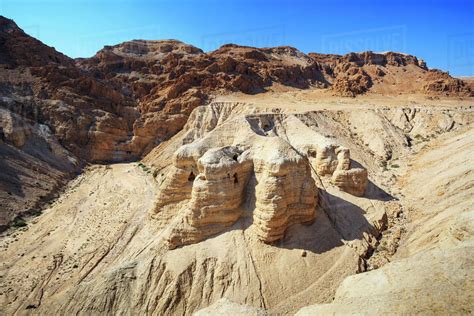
xmin=365 ymin=180 xmax=395 ymax=201
xmin=274 ymin=189 xmax=379 ymax=254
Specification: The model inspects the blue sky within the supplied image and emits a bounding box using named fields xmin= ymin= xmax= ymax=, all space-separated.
xmin=2 ymin=0 xmax=473 ymax=75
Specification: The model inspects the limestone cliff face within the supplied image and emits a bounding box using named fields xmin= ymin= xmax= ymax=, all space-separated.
xmin=310 ymin=145 xmax=367 ymax=197
xmin=252 ymin=139 xmax=317 ymax=242
xmin=189 ymin=147 xmax=253 ymax=228
xmin=154 ymin=139 xmax=317 ymax=248
xmin=151 ymin=105 xmax=369 ymax=248
xmin=0 ymin=107 xmax=77 ymax=229
xmin=162 ymin=146 xmax=255 ymax=249
xmin=2 ymin=15 xmax=471 ymax=167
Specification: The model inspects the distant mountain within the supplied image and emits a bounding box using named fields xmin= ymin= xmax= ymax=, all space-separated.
xmin=0 ymin=15 xmax=472 ymax=228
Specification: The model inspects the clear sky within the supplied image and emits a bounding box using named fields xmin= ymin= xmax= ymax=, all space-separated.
xmin=1 ymin=0 xmax=473 ymax=75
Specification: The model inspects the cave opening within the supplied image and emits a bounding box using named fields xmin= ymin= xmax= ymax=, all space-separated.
xmin=188 ymin=172 xmax=195 ymax=181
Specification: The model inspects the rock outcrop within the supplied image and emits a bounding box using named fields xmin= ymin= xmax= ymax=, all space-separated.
xmin=333 ymin=66 xmax=373 ymax=97
xmin=0 ymin=16 xmax=139 ymax=163
xmin=151 ymin=107 xmax=369 ymax=248
xmin=0 ymin=14 xmax=471 ymax=232
xmin=252 ymin=139 xmax=317 ymax=242
xmin=160 ymin=146 xmax=254 ymax=248
xmin=1 ymin=14 xmax=471 ymax=167
xmin=155 ymin=139 xmax=318 ymax=248
xmin=189 ymin=147 xmax=253 ymax=227
xmin=310 ymin=51 xmax=472 ymax=97
xmin=331 ymin=168 xmax=368 ymax=197
xmin=422 ymin=69 xmax=473 ymax=96
xmin=311 ymin=144 xmax=347 ymax=176
xmin=0 ymin=107 xmax=77 ymax=230
xmin=306 ymin=144 xmax=367 ymax=196
xmin=296 ymin=128 xmax=474 ymax=315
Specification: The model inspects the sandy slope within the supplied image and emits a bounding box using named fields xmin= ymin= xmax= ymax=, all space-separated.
xmin=0 ymin=94 xmax=473 ymax=315
xmin=0 ymin=160 xmax=379 ymax=314
xmin=297 ymin=127 xmax=474 ymax=315
xmin=0 ymin=164 xmax=157 ymax=312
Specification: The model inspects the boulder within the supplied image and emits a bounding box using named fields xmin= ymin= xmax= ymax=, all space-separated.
xmin=331 ymin=168 xmax=368 ymax=197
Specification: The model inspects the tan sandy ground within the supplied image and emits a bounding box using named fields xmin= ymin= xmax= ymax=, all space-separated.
xmin=213 ymin=87 xmax=474 ymax=111
xmin=297 ymin=127 xmax=474 ymax=315
xmin=0 ymin=92 xmax=473 ymax=315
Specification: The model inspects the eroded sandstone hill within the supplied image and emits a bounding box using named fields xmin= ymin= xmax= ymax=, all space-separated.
xmin=1 ymin=15 xmax=472 ymax=229
xmin=1 ymin=99 xmax=472 ymax=315
xmin=149 ymin=107 xmax=369 ymax=249
xmin=297 ymin=127 xmax=474 ymax=315
xmin=1 ymin=15 xmax=474 ymax=315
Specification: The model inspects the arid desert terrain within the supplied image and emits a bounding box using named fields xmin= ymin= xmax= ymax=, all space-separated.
xmin=0 ymin=15 xmax=473 ymax=315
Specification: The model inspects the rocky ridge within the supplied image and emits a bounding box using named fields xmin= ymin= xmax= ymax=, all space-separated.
xmin=150 ymin=104 xmax=371 ymax=249
xmin=1 ymin=14 xmax=474 ymax=315
xmin=297 ymin=127 xmax=474 ymax=315
xmin=2 ymin=14 xmax=472 ymax=164
xmin=1 ymin=100 xmax=473 ymax=315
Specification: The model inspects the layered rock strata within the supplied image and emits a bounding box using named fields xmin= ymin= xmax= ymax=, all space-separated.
xmin=331 ymin=168 xmax=368 ymax=197
xmin=1 ymin=15 xmax=472 ymax=174
xmin=308 ymin=143 xmax=368 ymax=196
xmin=151 ymin=111 xmax=369 ymax=248
xmin=252 ymin=139 xmax=317 ymax=242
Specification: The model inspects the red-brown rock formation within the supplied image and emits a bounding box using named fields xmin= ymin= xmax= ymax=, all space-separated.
xmin=0 ymin=15 xmax=472 ymax=229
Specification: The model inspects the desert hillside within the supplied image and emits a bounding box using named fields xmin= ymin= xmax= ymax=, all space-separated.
xmin=0 ymin=15 xmax=473 ymax=315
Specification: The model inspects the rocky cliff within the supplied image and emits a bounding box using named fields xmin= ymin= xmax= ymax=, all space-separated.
xmin=297 ymin=127 xmax=474 ymax=315
xmin=2 ymin=14 xmax=471 ymax=165
xmin=1 ymin=15 xmax=473 ymax=315
xmin=1 ymin=99 xmax=473 ymax=315
xmin=149 ymin=104 xmax=372 ymax=249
